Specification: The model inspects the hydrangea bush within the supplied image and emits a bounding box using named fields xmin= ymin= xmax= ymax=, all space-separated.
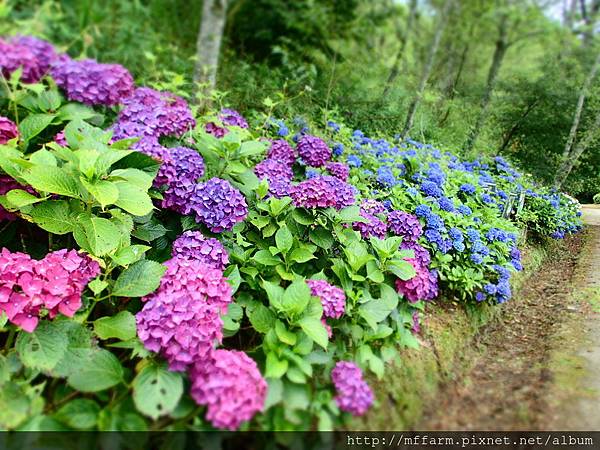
xmin=0 ymin=35 xmax=582 ymax=432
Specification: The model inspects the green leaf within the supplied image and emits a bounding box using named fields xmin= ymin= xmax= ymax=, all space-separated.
xmin=113 ymin=181 xmax=154 ymax=216
xmin=358 ymin=284 xmax=399 ymax=330
xmin=53 ymin=399 xmax=100 ymax=430
xmin=5 ymin=189 xmax=42 ymax=207
xmin=264 ymin=378 xmax=283 ymax=409
xmin=109 ymin=168 xmax=154 ymax=190
xmin=0 ymin=382 xmax=37 ymax=429
xmin=262 ymin=280 xmax=284 ymax=310
xmin=338 ymin=205 xmax=367 ymax=223
xmin=275 ymin=224 xmax=293 ymax=254
xmin=29 ymin=200 xmax=75 ymax=234
xmin=291 ymin=208 xmax=314 ymax=225
xmin=275 ymin=320 xmax=297 ymax=345
xmin=29 ymin=149 xmax=57 ymax=166
xmin=74 ymin=215 xmax=121 ymax=256
xmin=239 ymin=140 xmax=267 ymax=157
xmin=112 ymin=260 xmax=166 ymax=297
xmin=131 ymin=221 xmax=167 ymax=242
xmin=265 ymin=352 xmax=288 ymax=378
xmin=289 ymin=247 xmax=316 ymax=263
xmin=248 ymin=304 xmax=275 ymax=333
xmin=282 ymin=281 xmax=311 ymax=316
xmin=387 ymin=259 xmax=417 ymax=280
xmin=16 ymin=321 xmax=68 ymax=371
xmin=309 ymin=227 xmax=334 ymax=249
xmin=22 ymin=165 xmax=80 ymax=198
xmin=80 ymin=179 xmax=119 ymax=208
xmin=94 ymin=311 xmax=137 ymax=341
xmin=88 ymin=278 xmax=108 ymax=295
xmin=110 ymin=245 xmax=150 ymax=267
xmin=297 ymin=317 xmax=328 ymax=349
xmin=133 ymin=363 xmax=183 ymax=420
xmin=19 ymin=113 xmax=55 ymax=143
xmin=67 ymin=350 xmax=124 ymax=392
xmin=254 ymin=249 xmax=281 ymax=266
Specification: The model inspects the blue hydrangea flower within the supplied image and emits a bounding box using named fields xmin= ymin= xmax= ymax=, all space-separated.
xmin=460 ymin=183 xmax=476 ymax=194
xmin=347 ymin=155 xmax=362 ymax=167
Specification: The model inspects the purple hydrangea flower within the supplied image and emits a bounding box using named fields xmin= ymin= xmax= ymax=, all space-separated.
xmin=331 ymin=361 xmax=374 ymax=416
xmin=188 ymin=178 xmax=248 ymax=232
xmin=353 ymin=211 xmax=387 ymax=239
xmin=10 ymin=35 xmax=57 ymax=75
xmin=291 ymin=176 xmax=355 ymax=210
xmin=54 ymin=130 xmax=67 ymax=146
xmin=395 ymin=264 xmax=438 ymax=303
xmin=325 ymin=162 xmax=349 ymax=181
xmin=113 ymin=87 xmax=196 ymax=139
xmin=307 ymin=279 xmax=346 ymax=319
xmin=51 ymin=58 xmax=134 ymax=106
xmin=400 ymin=241 xmax=431 ymax=267
xmin=266 ymin=139 xmax=297 ymax=166
xmin=360 ymin=199 xmax=386 ymax=215
xmin=0 ymin=116 xmax=19 ymax=144
xmin=297 ymin=135 xmax=332 ymax=167
xmin=254 ymin=159 xmax=293 ymax=182
xmin=172 ymin=230 xmax=229 ymax=271
xmin=387 ymin=210 xmax=423 ymax=242
xmin=136 ymin=258 xmax=232 ymax=371
xmin=220 ymin=108 xmax=249 ymax=128
xmin=0 ymin=38 xmax=48 ymax=83
xmin=189 ymin=349 xmax=267 ymax=430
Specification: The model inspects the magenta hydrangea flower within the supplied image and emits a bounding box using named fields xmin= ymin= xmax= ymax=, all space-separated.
xmin=331 ymin=361 xmax=374 ymax=416
xmin=291 ymin=176 xmax=355 ymax=210
xmin=267 ymin=139 xmax=296 ymax=167
xmin=387 ymin=210 xmax=423 ymax=242
xmin=113 ymin=87 xmax=195 ymax=139
xmin=325 ymin=162 xmax=349 ymax=181
xmin=395 ymin=263 xmax=438 ymax=303
xmin=188 ymin=178 xmax=248 ymax=232
xmin=297 ymin=135 xmax=332 ymax=167
xmin=307 ymin=279 xmax=346 ymax=319
xmin=267 ymin=179 xmax=293 ymax=199
xmin=10 ymin=35 xmax=57 ymax=75
xmin=51 ymin=58 xmax=134 ymax=106
xmin=205 ymin=122 xmax=227 ymax=138
xmin=254 ymin=159 xmax=293 ymax=182
xmin=0 ymin=116 xmax=19 ymax=144
xmin=0 ymin=248 xmax=100 ymax=332
xmin=190 ymin=349 xmax=267 ymax=430
xmin=353 ymin=212 xmax=387 ymax=240
xmin=171 ymin=230 xmax=229 ymax=271
xmin=137 ymin=258 xmax=232 ymax=371
xmin=54 ymin=130 xmax=67 ymax=146
xmin=0 ymin=38 xmax=46 ymax=83
xmin=400 ymin=241 xmax=431 ymax=267
xmin=360 ymin=199 xmax=386 ymax=215
xmin=205 ymin=109 xmax=249 ymax=138
xmin=157 ymin=146 xmax=205 ymax=206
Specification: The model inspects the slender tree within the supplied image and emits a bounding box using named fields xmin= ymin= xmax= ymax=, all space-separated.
xmin=400 ymin=0 xmax=453 ymax=139
xmin=194 ymin=0 xmax=228 ymax=103
xmin=381 ymin=0 xmax=419 ymax=100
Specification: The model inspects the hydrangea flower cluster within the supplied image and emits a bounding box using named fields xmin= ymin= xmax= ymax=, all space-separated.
xmin=291 ymin=175 xmax=355 ymax=210
xmin=267 ymin=139 xmax=296 ymax=166
xmin=331 ymin=361 xmax=374 ymax=416
xmin=387 ymin=210 xmax=423 ymax=242
xmin=187 ymin=178 xmax=248 ymax=232
xmin=0 ymin=37 xmax=54 ymax=83
xmin=0 ymin=248 xmax=100 ymax=332
xmin=325 ymin=162 xmax=350 ymax=181
xmin=10 ymin=36 xmax=57 ymax=74
xmin=353 ymin=210 xmax=387 ymax=240
xmin=51 ymin=58 xmax=134 ymax=106
xmin=395 ymin=264 xmax=439 ymax=303
xmin=307 ymin=279 xmax=346 ymax=319
xmin=112 ymin=87 xmax=196 ymax=139
xmin=205 ymin=108 xmax=249 ymax=137
xmin=136 ymin=258 xmax=232 ymax=371
xmin=297 ymin=135 xmax=332 ymax=167
xmin=189 ymin=349 xmax=267 ymax=430
xmin=171 ymin=230 xmax=229 ymax=271
xmin=0 ymin=116 xmax=19 ymax=144
xmin=254 ymin=159 xmax=293 ymax=182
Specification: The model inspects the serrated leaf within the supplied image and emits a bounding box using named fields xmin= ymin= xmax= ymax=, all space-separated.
xmin=94 ymin=311 xmax=137 ymax=341
xmin=282 ymin=281 xmax=311 ymax=316
xmin=16 ymin=321 xmax=68 ymax=371
xmin=275 ymin=224 xmax=293 ymax=253
xmin=275 ymin=320 xmax=297 ymax=345
xmin=113 ymin=181 xmax=154 ymax=216
xmin=309 ymin=227 xmax=334 ymax=249
xmin=19 ymin=113 xmax=55 ymax=143
xmin=74 ymin=215 xmax=121 ymax=256
xmin=112 ymin=260 xmax=166 ymax=297
xmin=29 ymin=200 xmax=75 ymax=234
xmin=22 ymin=165 xmax=80 ymax=198
xmin=297 ymin=317 xmax=328 ymax=349
xmin=5 ymin=189 xmax=42 ymax=207
xmin=248 ymin=304 xmax=275 ymax=333
xmin=265 ymin=352 xmax=288 ymax=378
xmin=67 ymin=350 xmax=123 ymax=392
xmin=81 ymin=178 xmax=119 ymax=208
xmin=53 ymin=399 xmax=100 ymax=430
xmin=254 ymin=249 xmax=281 ymax=266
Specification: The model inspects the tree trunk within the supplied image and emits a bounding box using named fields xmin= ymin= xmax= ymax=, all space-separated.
xmin=497 ymin=98 xmax=538 ymax=154
xmin=381 ymin=0 xmax=418 ymax=101
xmin=194 ymin=0 xmax=228 ymax=102
xmin=400 ymin=0 xmax=453 ymax=138
xmin=555 ymin=108 xmax=600 ymax=188
xmin=554 ymin=50 xmax=600 ymax=186
xmin=463 ymin=13 xmax=509 ymax=154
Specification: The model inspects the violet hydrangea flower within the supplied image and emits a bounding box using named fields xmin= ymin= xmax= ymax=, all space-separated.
xmin=254 ymin=159 xmax=293 ymax=182
xmin=353 ymin=211 xmax=387 ymax=240
xmin=297 ymin=135 xmax=332 ymax=167
xmin=190 ymin=349 xmax=267 ymax=430
xmin=291 ymin=175 xmax=355 ymax=210
xmin=171 ymin=230 xmax=229 ymax=271
xmin=10 ymin=36 xmax=57 ymax=75
xmin=325 ymin=161 xmax=349 ymax=181
xmin=331 ymin=361 xmax=374 ymax=416
xmin=267 ymin=139 xmax=296 ymax=167
xmin=51 ymin=58 xmax=134 ymax=106
xmin=188 ymin=178 xmax=248 ymax=232
xmin=360 ymin=199 xmax=386 ymax=215
xmin=387 ymin=210 xmax=423 ymax=242
xmin=205 ymin=108 xmax=249 ymax=138
xmin=136 ymin=258 xmax=232 ymax=371
xmin=0 ymin=116 xmax=19 ymax=144
xmin=395 ymin=263 xmax=438 ymax=303
xmin=0 ymin=39 xmax=46 ymax=83
xmin=307 ymin=279 xmax=346 ymax=319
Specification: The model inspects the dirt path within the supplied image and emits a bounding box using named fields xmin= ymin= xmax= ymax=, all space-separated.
xmin=417 ymin=211 xmax=598 ymax=430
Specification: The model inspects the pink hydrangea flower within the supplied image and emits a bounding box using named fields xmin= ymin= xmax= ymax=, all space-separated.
xmin=189 ymin=349 xmax=267 ymax=430
xmin=307 ymin=279 xmax=345 ymax=319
